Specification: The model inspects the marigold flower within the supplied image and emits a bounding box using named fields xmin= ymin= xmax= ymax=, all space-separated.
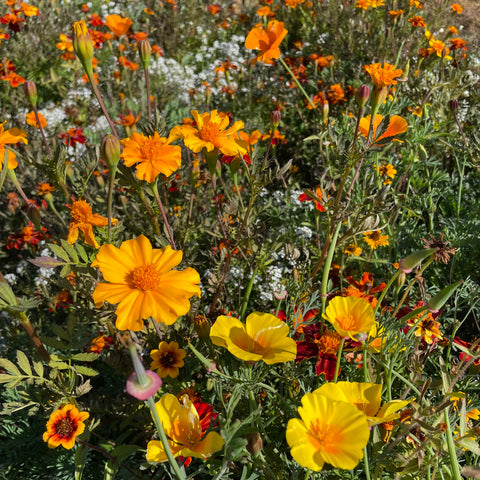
xmin=105 ymin=14 xmax=132 ymax=36
xmin=298 ymin=187 xmax=325 ymax=212
xmin=408 ymin=15 xmax=426 ymax=27
xmin=72 ymin=20 xmax=94 ymax=74
xmin=121 ymin=131 xmax=181 ymax=183
xmin=286 ymin=390 xmax=370 ymax=471
xmin=323 ymin=296 xmax=375 ymax=340
xmin=364 ymin=62 xmax=403 ymax=89
xmin=36 ymin=182 xmax=56 ymax=196
xmin=374 ymin=162 xmax=397 ymax=184
xmin=0 ymin=121 xmax=28 ymax=170
xmin=150 ymin=341 xmax=186 ymax=378
xmin=245 ymin=20 xmax=288 ymax=65
xmin=451 ymin=3 xmax=463 ymax=13
xmin=43 ymin=404 xmax=89 ymax=449
xmin=25 ymin=111 xmax=47 ymax=128
xmin=285 ymin=0 xmax=305 ymax=7
xmin=146 ymin=394 xmax=224 ymax=462
xmin=171 ymin=110 xmax=247 ymax=158
xmin=315 ymin=382 xmax=410 ymax=426
xmin=210 ymin=312 xmax=297 ymax=364
xmin=359 ymin=115 xmax=408 ymax=144
xmin=389 ymin=9 xmax=404 ymax=17
xmin=363 ymin=230 xmax=389 ymax=249
xmin=408 ymin=312 xmax=443 ymax=344
xmin=91 ymin=235 xmax=201 ymax=331
xmin=344 ymin=244 xmax=362 ymax=256
xmin=67 ymin=199 xmax=115 ymax=249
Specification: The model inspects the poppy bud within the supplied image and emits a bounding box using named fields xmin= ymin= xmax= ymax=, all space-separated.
xmin=270 ymin=110 xmax=281 ymax=129
xmin=24 ymin=81 xmax=37 ymax=107
xmin=449 ymin=99 xmax=458 ymax=112
xmin=72 ymin=20 xmax=94 ymax=76
xmin=126 ymin=343 xmax=162 ymax=400
xmin=322 ymin=100 xmax=329 ymax=122
xmin=101 ymin=134 xmax=121 ymax=172
xmin=138 ymin=39 xmax=152 ymax=70
xmin=356 ymin=84 xmax=370 ymax=108
xmin=370 ymin=86 xmax=388 ymax=112
xmin=427 ymin=280 xmax=463 ymax=313
xmin=399 ymin=248 xmax=436 ymax=273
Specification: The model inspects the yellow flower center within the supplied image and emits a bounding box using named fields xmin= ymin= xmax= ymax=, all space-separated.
xmin=308 ymin=419 xmax=342 ymax=454
xmin=131 ymin=264 xmax=161 ymax=290
xmin=139 ymin=134 xmax=164 ymax=161
xmin=70 ymin=200 xmax=93 ymax=222
xmin=55 ymin=417 xmax=74 ymax=437
xmin=198 ymin=121 xmax=221 ymax=144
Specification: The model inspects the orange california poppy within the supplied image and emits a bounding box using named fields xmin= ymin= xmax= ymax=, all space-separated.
xmin=43 ymin=404 xmax=89 ymax=449
xmin=121 ymin=131 xmax=181 ymax=183
xmin=358 ymin=114 xmax=408 ymax=144
xmin=105 ymin=14 xmax=132 ymax=36
xmin=0 ymin=121 xmax=27 ymax=170
xmin=245 ymin=20 xmax=288 ymax=65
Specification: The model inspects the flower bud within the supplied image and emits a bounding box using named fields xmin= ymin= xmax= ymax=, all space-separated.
xmin=72 ymin=20 xmax=94 ymax=76
xmin=193 ymin=314 xmax=211 ymax=340
xmin=427 ymin=280 xmax=463 ymax=313
xmin=101 ymin=134 xmax=121 ymax=172
xmin=25 ymin=201 xmax=42 ymax=228
xmin=449 ymin=99 xmax=458 ymax=112
xmin=322 ymin=101 xmax=329 ymax=122
xmin=355 ymin=84 xmax=370 ymax=108
xmin=246 ymin=432 xmax=263 ymax=456
xmin=138 ymin=39 xmax=152 ymax=70
xmin=270 ymin=110 xmax=281 ymax=129
xmin=23 ymin=81 xmax=37 ymax=107
xmin=399 ymin=248 xmax=436 ymax=274
xmin=126 ymin=342 xmax=162 ymax=400
xmin=370 ymin=86 xmax=388 ymax=112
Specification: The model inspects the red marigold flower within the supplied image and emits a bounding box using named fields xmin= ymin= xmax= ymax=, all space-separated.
xmin=43 ymin=404 xmax=89 ymax=449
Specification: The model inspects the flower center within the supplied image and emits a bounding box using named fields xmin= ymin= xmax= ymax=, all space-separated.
xmin=139 ymin=134 xmax=164 ymax=162
xmin=368 ymin=231 xmax=381 ymax=241
xmin=315 ymin=331 xmax=342 ymax=354
xmin=131 ymin=264 xmax=161 ymax=290
xmin=70 ymin=200 xmax=93 ymax=222
xmin=308 ymin=419 xmax=342 ymax=454
xmin=160 ymin=351 xmax=177 ymax=368
xmin=198 ymin=121 xmax=221 ymax=144
xmin=55 ymin=417 xmax=74 ymax=438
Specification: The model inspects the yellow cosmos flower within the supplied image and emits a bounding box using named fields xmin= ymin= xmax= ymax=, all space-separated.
xmin=210 ymin=312 xmax=297 ymax=364
xmin=358 ymin=114 xmax=408 ymax=144
xmin=363 ymin=62 xmax=403 ymax=88
xmin=150 ymin=341 xmax=186 ymax=378
xmin=363 ymin=230 xmax=389 ymax=249
xmin=315 ymin=382 xmax=410 ymax=426
xmin=146 ymin=394 xmax=224 ymax=463
xmin=171 ymin=110 xmax=247 ymax=158
xmin=344 ymin=244 xmax=362 ymax=256
xmin=43 ymin=404 xmax=89 ymax=449
xmin=323 ymin=296 xmax=375 ymax=340
xmin=91 ymin=235 xmax=201 ymax=331
xmin=121 ymin=131 xmax=181 ymax=183
xmin=68 ymin=199 xmax=116 ymax=249
xmin=286 ymin=390 xmax=370 ymax=471
xmin=0 ymin=121 xmax=28 ymax=170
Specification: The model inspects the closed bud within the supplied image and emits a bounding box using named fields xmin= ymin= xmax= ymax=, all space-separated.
xmin=101 ymin=134 xmax=121 ymax=172
xmin=399 ymin=248 xmax=436 ymax=273
xmin=26 ymin=201 xmax=42 ymax=228
xmin=270 ymin=110 xmax=281 ymax=128
xmin=246 ymin=432 xmax=263 ymax=456
xmin=193 ymin=314 xmax=211 ymax=340
xmin=356 ymin=84 xmax=370 ymax=108
xmin=322 ymin=101 xmax=329 ymax=122
xmin=23 ymin=81 xmax=37 ymax=107
xmin=72 ymin=20 xmax=94 ymax=76
xmin=138 ymin=39 xmax=152 ymax=69
xmin=371 ymin=86 xmax=388 ymax=112
xmin=449 ymin=99 xmax=458 ymax=112
xmin=427 ymin=280 xmax=463 ymax=313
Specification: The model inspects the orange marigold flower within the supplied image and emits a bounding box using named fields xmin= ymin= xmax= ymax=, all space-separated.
xmin=449 ymin=25 xmax=458 ymax=34
xmin=298 ymin=187 xmax=325 ymax=212
xmin=121 ymin=131 xmax=181 ymax=183
xmin=91 ymin=235 xmax=201 ymax=331
xmin=408 ymin=312 xmax=442 ymax=344
xmin=171 ymin=110 xmax=247 ymax=157
xmin=364 ymin=62 xmax=402 ymax=88
xmin=207 ymin=4 xmax=221 ymax=15
xmin=358 ymin=114 xmax=408 ymax=144
xmin=374 ymin=162 xmax=397 ymax=184
xmin=285 ymin=0 xmax=305 ymax=7
xmin=67 ymin=199 xmax=117 ymax=249
xmin=408 ymin=15 xmax=426 ymax=27
xmin=327 ymin=83 xmax=346 ymax=104
xmin=36 ymin=182 xmax=56 ymax=195
xmin=245 ymin=20 xmax=288 ymax=65
xmin=105 ymin=14 xmax=132 ymax=36
xmin=57 ymin=33 xmax=74 ymax=52
xmin=363 ymin=230 xmax=389 ymax=249
xmin=1 ymin=71 xmax=25 ymax=87
xmin=43 ymin=404 xmax=89 ymax=449
xmin=26 ymin=111 xmax=47 ymax=129
xmin=150 ymin=341 xmax=187 ymax=378
xmin=20 ymin=3 xmax=39 ymax=16
xmin=257 ymin=6 xmax=274 ymax=16
xmin=450 ymin=38 xmax=467 ymax=51
xmin=451 ymin=3 xmax=463 ymax=13
xmin=388 ymin=9 xmax=404 ymax=17
xmin=0 ymin=121 xmax=27 ymax=170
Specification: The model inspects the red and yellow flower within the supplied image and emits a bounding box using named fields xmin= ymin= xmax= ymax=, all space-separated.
xmin=150 ymin=341 xmax=187 ymax=378
xmin=43 ymin=404 xmax=89 ymax=449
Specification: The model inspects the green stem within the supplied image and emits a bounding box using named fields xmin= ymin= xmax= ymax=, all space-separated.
xmin=107 ymin=168 xmax=116 ymax=243
xmin=239 ymin=266 xmax=258 ymax=321
xmin=373 ymin=269 xmax=401 ymax=315
xmin=151 ymin=182 xmax=176 ymax=249
xmin=33 ymin=106 xmax=52 ymax=156
xmin=333 ymin=337 xmax=345 ymax=383
xmin=146 ymin=397 xmax=186 ymax=480
xmin=443 ymin=408 xmax=462 ymax=480
xmin=88 ymin=72 xmax=119 ymax=140
xmin=144 ymin=67 xmax=152 ymax=122
xmin=321 ymin=222 xmax=342 ymax=314
xmin=363 ymin=446 xmax=371 ymax=480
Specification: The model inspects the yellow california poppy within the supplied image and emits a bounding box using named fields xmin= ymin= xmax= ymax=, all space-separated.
xmin=0 ymin=121 xmax=27 ymax=170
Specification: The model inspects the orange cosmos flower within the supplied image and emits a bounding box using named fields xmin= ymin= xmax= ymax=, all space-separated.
xmin=150 ymin=341 xmax=187 ymax=378
xmin=67 ymin=199 xmax=116 ymax=249
xmin=121 ymin=131 xmax=181 ymax=183
xmin=26 ymin=111 xmax=47 ymax=128
xmin=105 ymin=14 xmax=132 ymax=36
xmin=43 ymin=404 xmax=89 ymax=449
xmin=0 ymin=121 xmax=27 ymax=170
xmin=363 ymin=62 xmax=403 ymax=88
xmin=171 ymin=110 xmax=247 ymax=157
xmin=245 ymin=20 xmax=288 ymax=65
xmin=358 ymin=114 xmax=408 ymax=144
xmin=91 ymin=235 xmax=201 ymax=331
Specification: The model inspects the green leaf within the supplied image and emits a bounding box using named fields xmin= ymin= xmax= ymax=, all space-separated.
xmin=33 ymin=361 xmax=44 ymax=378
xmin=110 ymin=444 xmax=140 ymax=462
xmin=0 ymin=358 xmax=21 ymax=376
xmin=41 ymin=336 xmax=68 ymax=350
xmin=60 ymin=264 xmax=72 ymax=277
xmin=74 ymin=441 xmax=89 ymax=480
xmin=0 ymin=374 xmax=15 ymax=383
xmin=16 ymin=351 xmax=32 ymax=376
xmin=75 ymin=366 xmax=99 ymax=376
xmin=71 ymin=352 xmax=100 ymax=362
xmin=48 ymin=244 xmax=70 ymax=263
xmin=61 ymin=239 xmax=79 ymax=263
xmin=76 ymin=244 xmax=89 ymax=263
xmin=458 ymin=437 xmax=480 ymax=456
xmin=6 ymin=377 xmax=24 ymax=389
xmin=51 ymin=324 xmax=71 ymax=341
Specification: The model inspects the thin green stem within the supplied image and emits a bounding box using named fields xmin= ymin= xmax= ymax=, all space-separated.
xmin=443 ymin=408 xmax=462 ymax=480
xmin=321 ymin=222 xmax=342 ymax=314
xmin=239 ymin=266 xmax=258 ymax=322
xmin=333 ymin=337 xmax=345 ymax=383
xmin=363 ymin=446 xmax=371 ymax=480
xmin=373 ymin=269 xmax=401 ymax=315
xmin=151 ymin=182 xmax=176 ymax=249
xmin=88 ymin=72 xmax=119 ymax=140
xmin=33 ymin=106 xmax=52 ymax=156
xmin=144 ymin=67 xmax=152 ymax=122
xmin=107 ymin=168 xmax=116 ymax=243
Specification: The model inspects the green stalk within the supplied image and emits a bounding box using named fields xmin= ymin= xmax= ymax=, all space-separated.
xmin=373 ymin=269 xmax=401 ymax=315
xmin=239 ymin=266 xmax=258 ymax=322
xmin=443 ymin=408 xmax=462 ymax=480
xmin=333 ymin=337 xmax=345 ymax=383
xmin=107 ymin=168 xmax=116 ymax=243
xmin=151 ymin=182 xmax=176 ymax=249
xmin=321 ymin=222 xmax=342 ymax=314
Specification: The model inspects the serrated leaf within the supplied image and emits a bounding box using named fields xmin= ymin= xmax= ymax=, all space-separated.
xmin=48 ymin=244 xmax=70 ymax=263
xmin=16 ymin=351 xmax=32 ymax=376
xmin=6 ymin=377 xmax=24 ymax=389
xmin=49 ymin=360 xmax=70 ymax=370
xmin=51 ymin=324 xmax=71 ymax=341
xmin=0 ymin=358 xmax=21 ymax=376
xmin=61 ymin=239 xmax=79 ymax=263
xmin=0 ymin=373 xmax=15 ymax=383
xmin=60 ymin=264 xmax=72 ymax=277
xmin=29 ymin=257 xmax=66 ymax=269
xmin=75 ymin=366 xmax=99 ymax=376
xmin=33 ymin=361 xmax=44 ymax=378
xmin=41 ymin=336 xmax=68 ymax=350
xmin=76 ymin=244 xmax=88 ymax=263
xmin=71 ymin=352 xmax=100 ymax=362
